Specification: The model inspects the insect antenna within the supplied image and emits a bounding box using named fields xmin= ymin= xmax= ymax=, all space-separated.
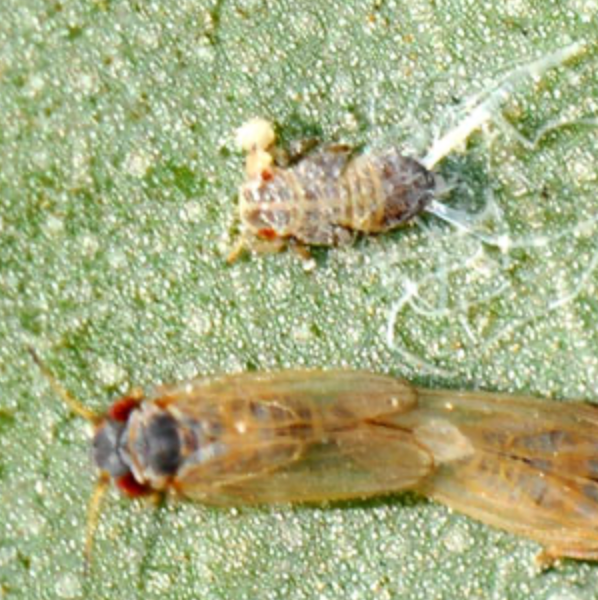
xmin=84 ymin=474 xmax=110 ymax=575
xmin=28 ymin=347 xmax=113 ymax=573
xmin=27 ymin=346 xmax=101 ymax=424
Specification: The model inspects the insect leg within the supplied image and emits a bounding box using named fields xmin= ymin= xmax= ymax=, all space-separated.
xmin=226 ymin=234 xmax=249 ymax=264
xmin=331 ymin=226 xmax=355 ymax=246
xmin=272 ymin=138 xmax=321 ymax=167
xmin=228 ymin=233 xmax=288 ymax=262
xmin=288 ymin=239 xmax=314 ymax=261
xmin=534 ymin=548 xmax=563 ymax=570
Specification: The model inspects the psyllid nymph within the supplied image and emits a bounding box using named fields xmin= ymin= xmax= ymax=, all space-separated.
xmin=228 ymin=42 xmax=586 ymax=261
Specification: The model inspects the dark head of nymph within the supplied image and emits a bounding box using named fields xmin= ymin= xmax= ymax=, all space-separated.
xmin=92 ymin=395 xmax=183 ymax=497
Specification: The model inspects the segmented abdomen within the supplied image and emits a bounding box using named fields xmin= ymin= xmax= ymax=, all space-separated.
xmin=239 ymin=148 xmax=437 ymax=245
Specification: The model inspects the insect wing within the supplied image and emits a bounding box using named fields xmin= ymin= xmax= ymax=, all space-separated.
xmin=416 ymin=389 xmax=598 ymax=559
xmin=178 ymin=422 xmax=433 ymax=506
xmin=155 ymin=370 xmax=418 ymax=426
xmin=154 ymin=371 xmax=431 ymax=505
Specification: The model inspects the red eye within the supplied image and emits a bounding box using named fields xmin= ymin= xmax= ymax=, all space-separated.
xmin=261 ymin=169 xmax=274 ymax=182
xmin=257 ymin=228 xmax=278 ymax=240
xmin=109 ymin=396 xmax=141 ymax=422
xmin=116 ymin=473 xmax=152 ymax=497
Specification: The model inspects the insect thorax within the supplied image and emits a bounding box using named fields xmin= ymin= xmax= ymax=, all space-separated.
xmin=123 ymin=404 xmax=185 ymax=489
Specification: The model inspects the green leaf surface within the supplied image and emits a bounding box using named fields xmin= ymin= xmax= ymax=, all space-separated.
xmin=1 ymin=1 xmax=598 ymax=598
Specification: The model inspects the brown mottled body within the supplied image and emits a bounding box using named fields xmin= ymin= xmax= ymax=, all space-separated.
xmin=239 ymin=147 xmax=436 ymax=248
xmin=229 ymin=119 xmax=437 ymax=260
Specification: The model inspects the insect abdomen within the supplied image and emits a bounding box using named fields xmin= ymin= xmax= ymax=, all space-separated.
xmin=342 ymin=151 xmax=437 ymax=233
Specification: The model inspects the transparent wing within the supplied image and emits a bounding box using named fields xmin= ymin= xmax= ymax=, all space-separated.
xmin=156 ymin=370 xmax=418 ymax=423
xmin=414 ymin=389 xmax=598 ymax=559
xmin=154 ymin=371 xmax=433 ymax=505
xmin=177 ymin=422 xmax=433 ymax=505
